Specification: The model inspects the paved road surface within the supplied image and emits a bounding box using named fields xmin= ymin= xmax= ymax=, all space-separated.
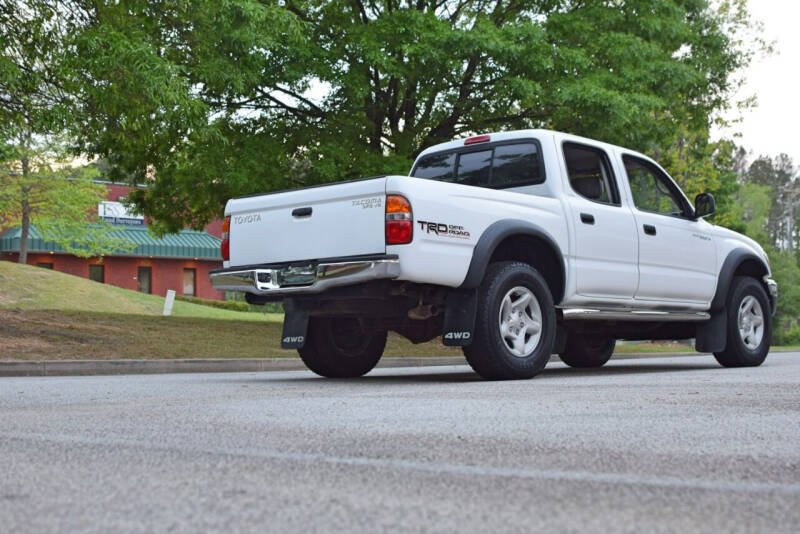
xmin=2 ymin=353 xmax=799 ymax=533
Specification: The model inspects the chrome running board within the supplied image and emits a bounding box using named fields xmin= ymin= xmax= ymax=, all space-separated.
xmin=560 ymin=308 xmax=710 ymax=322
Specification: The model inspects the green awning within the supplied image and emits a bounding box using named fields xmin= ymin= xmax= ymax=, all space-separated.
xmin=0 ymin=225 xmax=222 ymax=260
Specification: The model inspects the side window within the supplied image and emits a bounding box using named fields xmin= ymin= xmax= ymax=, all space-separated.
xmin=563 ymin=143 xmax=619 ymax=205
xmin=413 ymin=152 xmax=455 ymax=181
xmin=491 ymin=143 xmax=542 ymax=187
xmin=455 ymin=149 xmax=492 ymax=186
xmin=623 ymin=156 xmax=686 ymax=216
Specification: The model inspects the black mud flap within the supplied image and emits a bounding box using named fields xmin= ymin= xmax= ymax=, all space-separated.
xmin=695 ymin=310 xmax=726 ymax=353
xmin=281 ymin=308 xmax=309 ymax=349
xmin=442 ymin=289 xmax=477 ymax=347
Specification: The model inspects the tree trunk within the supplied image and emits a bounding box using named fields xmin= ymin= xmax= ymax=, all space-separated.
xmin=18 ymin=154 xmax=30 ymax=264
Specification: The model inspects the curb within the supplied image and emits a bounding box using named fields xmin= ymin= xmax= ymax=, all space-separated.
xmin=0 ymin=356 xmax=465 ymax=377
xmin=1 ymin=350 xmax=794 ymax=377
xmin=0 ymin=352 xmax=724 ymax=377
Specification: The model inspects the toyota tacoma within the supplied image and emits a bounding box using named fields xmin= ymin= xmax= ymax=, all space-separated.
xmin=210 ymin=130 xmax=778 ymax=380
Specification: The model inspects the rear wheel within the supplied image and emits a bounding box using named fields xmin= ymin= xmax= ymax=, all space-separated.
xmin=713 ymin=276 xmax=771 ymax=368
xmin=298 ymin=317 xmax=386 ymax=378
xmin=560 ymin=334 xmax=615 ymax=368
xmin=463 ymin=262 xmax=555 ymax=380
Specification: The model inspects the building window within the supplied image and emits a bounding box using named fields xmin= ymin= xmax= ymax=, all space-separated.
xmin=89 ymin=264 xmax=105 ymax=283
xmin=36 ymin=262 xmax=53 ymax=269
xmin=137 ymin=266 xmax=152 ymax=294
xmin=183 ymin=268 xmax=196 ymax=296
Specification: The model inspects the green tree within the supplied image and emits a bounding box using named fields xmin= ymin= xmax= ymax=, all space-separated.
xmin=736 ymin=171 xmax=800 ymax=345
xmin=658 ymin=130 xmax=743 ymax=230
xmin=745 ymin=154 xmax=797 ymax=250
xmin=767 ymin=251 xmax=800 ymax=345
xmin=0 ymin=139 xmax=133 ymax=263
xmin=0 ymin=1 xmax=117 ymax=262
xmin=0 ymin=0 xmax=762 ymax=232
xmin=736 ymin=182 xmax=772 ymax=245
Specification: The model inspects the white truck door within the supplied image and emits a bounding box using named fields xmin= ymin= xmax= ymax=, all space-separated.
xmin=561 ymin=141 xmax=639 ymax=300
xmin=621 ymin=155 xmax=717 ymax=305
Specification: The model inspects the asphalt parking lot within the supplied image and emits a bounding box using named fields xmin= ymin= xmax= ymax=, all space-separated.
xmin=1 ymin=352 xmax=799 ymax=533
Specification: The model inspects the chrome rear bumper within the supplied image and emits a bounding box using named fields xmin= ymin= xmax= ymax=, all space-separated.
xmin=210 ymin=256 xmax=400 ymax=296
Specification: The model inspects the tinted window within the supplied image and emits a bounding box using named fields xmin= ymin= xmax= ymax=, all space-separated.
xmin=456 ymin=150 xmax=492 ymax=186
xmin=624 ymin=156 xmax=685 ymax=216
xmin=563 ymin=143 xmax=618 ymax=204
xmin=412 ymin=153 xmax=455 ymax=181
xmin=492 ymin=143 xmax=541 ymax=187
xmin=412 ymin=141 xmax=544 ymax=188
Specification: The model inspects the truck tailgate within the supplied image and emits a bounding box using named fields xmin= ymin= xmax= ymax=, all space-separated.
xmin=226 ymin=177 xmax=387 ymax=266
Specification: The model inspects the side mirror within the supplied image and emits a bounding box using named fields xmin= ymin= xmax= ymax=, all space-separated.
xmin=694 ymin=192 xmax=716 ymax=219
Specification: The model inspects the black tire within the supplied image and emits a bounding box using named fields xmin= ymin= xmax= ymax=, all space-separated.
xmin=560 ymin=334 xmax=615 ymax=368
xmin=298 ymin=317 xmax=387 ymax=378
xmin=713 ymin=276 xmax=772 ymax=368
xmin=462 ymin=262 xmax=556 ymax=380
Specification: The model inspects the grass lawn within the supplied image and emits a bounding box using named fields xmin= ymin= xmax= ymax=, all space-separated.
xmin=0 ymin=309 xmax=464 ymax=360
xmin=2 ymin=307 xmax=795 ymax=361
xmin=2 ymin=261 xmax=795 ymax=361
xmin=0 ymin=261 xmax=281 ymax=322
xmin=614 ymin=342 xmax=695 ymax=353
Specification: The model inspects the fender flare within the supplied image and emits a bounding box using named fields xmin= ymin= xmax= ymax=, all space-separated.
xmin=458 ymin=219 xmax=566 ymax=303
xmin=710 ymin=248 xmax=770 ymax=312
xmin=697 ymin=248 xmax=771 ymax=354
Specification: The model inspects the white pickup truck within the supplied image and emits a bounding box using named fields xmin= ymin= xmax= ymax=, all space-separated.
xmin=211 ymin=129 xmax=777 ymax=380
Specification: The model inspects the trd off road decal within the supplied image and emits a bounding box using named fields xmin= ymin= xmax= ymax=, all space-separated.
xmin=417 ymin=220 xmax=470 ymax=239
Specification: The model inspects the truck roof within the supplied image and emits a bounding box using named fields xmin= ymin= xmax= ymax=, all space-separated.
xmin=414 ymin=129 xmax=650 ymax=162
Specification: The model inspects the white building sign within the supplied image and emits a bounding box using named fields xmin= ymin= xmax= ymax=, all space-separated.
xmin=98 ymin=201 xmax=145 ymax=225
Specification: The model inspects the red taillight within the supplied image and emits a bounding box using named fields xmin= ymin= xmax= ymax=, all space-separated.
xmin=221 ymin=216 xmax=230 ymax=261
xmin=464 ymin=135 xmax=490 ymax=145
xmin=385 ymin=195 xmax=412 ymax=245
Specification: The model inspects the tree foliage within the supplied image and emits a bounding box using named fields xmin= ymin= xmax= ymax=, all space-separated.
xmin=0 ymin=1 xmax=126 ymax=261
xmin=743 ymin=154 xmax=798 ymax=250
xmin=658 ymin=130 xmax=743 ymax=230
xmin=0 ymin=139 xmax=134 ymax=260
xmin=736 ymin=153 xmax=800 ymax=344
xmin=0 ymin=0 xmax=764 ymax=233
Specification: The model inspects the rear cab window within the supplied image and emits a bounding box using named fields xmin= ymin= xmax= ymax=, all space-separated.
xmin=411 ymin=140 xmax=545 ymax=189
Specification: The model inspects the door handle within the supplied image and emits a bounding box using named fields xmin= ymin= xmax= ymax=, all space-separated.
xmin=292 ymin=207 xmax=312 ymax=217
xmin=580 ymin=213 xmax=595 ymax=225
xmin=643 ymin=224 xmax=656 ymax=236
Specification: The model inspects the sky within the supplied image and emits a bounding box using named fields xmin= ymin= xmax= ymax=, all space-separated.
xmin=712 ymin=0 xmax=800 ymax=166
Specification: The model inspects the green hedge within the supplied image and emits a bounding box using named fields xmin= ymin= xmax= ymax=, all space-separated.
xmin=176 ymin=295 xmax=251 ymax=312
xmin=224 ymin=291 xmax=284 ymax=313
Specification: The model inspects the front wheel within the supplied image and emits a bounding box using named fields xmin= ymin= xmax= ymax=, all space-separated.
xmin=463 ymin=262 xmax=556 ymax=380
xmin=298 ymin=317 xmax=387 ymax=378
xmin=713 ymin=276 xmax=772 ymax=368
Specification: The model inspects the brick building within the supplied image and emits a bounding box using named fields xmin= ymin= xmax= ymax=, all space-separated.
xmin=0 ymin=183 xmax=225 ymax=300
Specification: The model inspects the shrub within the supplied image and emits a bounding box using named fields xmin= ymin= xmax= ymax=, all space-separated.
xmin=176 ymin=295 xmax=251 ymax=312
